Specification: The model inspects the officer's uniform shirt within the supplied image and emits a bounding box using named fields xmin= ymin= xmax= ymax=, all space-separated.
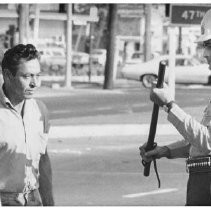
xmin=0 ymin=86 xmax=48 ymax=193
xmin=167 ymin=101 xmax=211 ymax=158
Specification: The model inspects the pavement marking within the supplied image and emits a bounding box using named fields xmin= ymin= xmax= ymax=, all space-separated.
xmin=49 ymin=124 xmax=179 ymax=138
xmin=123 ymin=188 xmax=178 ymax=198
xmin=49 ymin=149 xmax=82 ymax=155
xmin=51 ymin=109 xmax=73 ymax=114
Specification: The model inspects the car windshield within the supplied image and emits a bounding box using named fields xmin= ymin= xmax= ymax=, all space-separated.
xmin=174 ymin=58 xmax=203 ymax=66
xmin=93 ymin=51 xmax=103 ymax=55
xmin=52 ymin=51 xmax=63 ymax=56
xmin=132 ymin=53 xmax=143 ymax=59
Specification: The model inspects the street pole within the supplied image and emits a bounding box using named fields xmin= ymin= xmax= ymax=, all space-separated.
xmin=177 ymin=26 xmax=182 ymax=54
xmin=88 ymin=22 xmax=94 ymax=82
xmin=139 ymin=17 xmax=144 ymax=52
xmin=33 ymin=4 xmax=40 ymax=47
xmin=103 ymin=4 xmax=117 ymax=90
xmin=144 ymin=4 xmax=151 ymax=62
xmin=19 ymin=4 xmax=25 ymax=44
xmin=112 ymin=36 xmax=119 ymax=82
xmin=25 ymin=4 xmax=29 ymax=43
xmin=168 ymin=27 xmax=176 ymax=100
xmin=65 ymin=3 xmax=72 ymax=88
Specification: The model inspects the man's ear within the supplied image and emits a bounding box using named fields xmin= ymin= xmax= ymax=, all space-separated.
xmin=3 ymin=69 xmax=13 ymax=80
xmin=3 ymin=69 xmax=13 ymax=84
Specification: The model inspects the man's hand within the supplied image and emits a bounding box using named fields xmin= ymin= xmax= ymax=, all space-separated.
xmin=139 ymin=143 xmax=170 ymax=162
xmin=150 ymin=82 xmax=174 ymax=107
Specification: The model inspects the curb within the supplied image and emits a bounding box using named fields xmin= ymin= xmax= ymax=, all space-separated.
xmin=49 ymin=124 xmax=179 ymax=139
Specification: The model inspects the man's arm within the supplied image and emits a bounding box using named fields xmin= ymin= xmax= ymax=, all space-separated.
xmin=151 ymin=84 xmax=211 ymax=154
xmin=166 ymin=139 xmax=190 ymax=159
xmin=140 ymin=139 xmax=190 ymax=162
xmin=38 ymin=149 xmax=55 ymax=206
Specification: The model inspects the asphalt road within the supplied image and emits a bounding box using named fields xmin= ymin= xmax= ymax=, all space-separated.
xmin=49 ymin=135 xmax=187 ymax=206
xmin=39 ymin=85 xmax=211 ymax=121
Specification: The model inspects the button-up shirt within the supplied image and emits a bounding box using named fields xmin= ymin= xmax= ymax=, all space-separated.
xmin=0 ymin=86 xmax=48 ymax=193
xmin=167 ymin=102 xmax=211 ymax=158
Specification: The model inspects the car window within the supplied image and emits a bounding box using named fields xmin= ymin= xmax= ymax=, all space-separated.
xmin=93 ymin=51 xmax=103 ymax=55
xmin=132 ymin=53 xmax=142 ymax=59
xmin=185 ymin=60 xmax=193 ymax=66
xmin=175 ymin=59 xmax=185 ymax=66
xmin=191 ymin=58 xmax=202 ymax=65
xmin=52 ymin=51 xmax=63 ymax=56
xmin=176 ymin=58 xmax=194 ymax=66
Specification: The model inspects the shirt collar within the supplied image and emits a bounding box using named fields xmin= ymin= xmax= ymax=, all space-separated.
xmin=0 ymin=84 xmax=14 ymax=108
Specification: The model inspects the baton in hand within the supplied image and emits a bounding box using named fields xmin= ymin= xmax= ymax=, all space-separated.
xmin=143 ymin=61 xmax=166 ymax=177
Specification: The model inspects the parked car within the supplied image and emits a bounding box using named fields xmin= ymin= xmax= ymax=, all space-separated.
xmin=39 ymin=48 xmax=89 ymax=71
xmin=121 ymin=55 xmax=211 ymax=88
xmin=90 ymin=49 xmax=107 ymax=66
xmin=126 ymin=51 xmax=160 ymax=64
xmin=39 ymin=47 xmax=66 ymax=67
xmin=72 ymin=51 xmax=89 ymax=68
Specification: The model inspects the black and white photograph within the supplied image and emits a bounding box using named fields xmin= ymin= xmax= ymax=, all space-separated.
xmin=0 ymin=1 xmax=211 ymax=206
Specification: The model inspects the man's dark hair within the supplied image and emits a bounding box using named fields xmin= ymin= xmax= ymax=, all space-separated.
xmin=2 ymin=44 xmax=40 ymax=76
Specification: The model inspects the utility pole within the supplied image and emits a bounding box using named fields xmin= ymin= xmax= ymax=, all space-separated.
xmin=33 ymin=4 xmax=40 ymax=47
xmin=177 ymin=26 xmax=182 ymax=54
xmin=18 ymin=4 xmax=30 ymax=44
xmin=168 ymin=27 xmax=176 ymax=100
xmin=65 ymin=4 xmax=72 ymax=88
xmin=103 ymin=4 xmax=117 ymax=90
xmin=19 ymin=4 xmax=25 ymax=44
xmin=25 ymin=4 xmax=29 ymax=43
xmin=144 ymin=4 xmax=152 ymax=62
xmin=88 ymin=22 xmax=94 ymax=82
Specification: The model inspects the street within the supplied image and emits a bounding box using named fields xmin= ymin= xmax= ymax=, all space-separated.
xmin=49 ymin=135 xmax=187 ymax=206
xmin=36 ymin=83 xmax=211 ymax=206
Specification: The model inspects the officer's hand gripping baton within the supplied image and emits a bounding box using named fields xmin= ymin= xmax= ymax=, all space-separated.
xmin=142 ymin=61 xmax=166 ymax=187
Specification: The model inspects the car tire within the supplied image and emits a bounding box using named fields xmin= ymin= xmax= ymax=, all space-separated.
xmin=142 ymin=74 xmax=157 ymax=88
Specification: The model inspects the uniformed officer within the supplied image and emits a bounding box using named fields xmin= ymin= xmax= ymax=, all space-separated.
xmin=139 ymin=9 xmax=211 ymax=206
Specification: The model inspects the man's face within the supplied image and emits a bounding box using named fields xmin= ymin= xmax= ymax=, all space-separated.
xmin=203 ymin=40 xmax=211 ymax=70
xmin=7 ymin=59 xmax=41 ymax=101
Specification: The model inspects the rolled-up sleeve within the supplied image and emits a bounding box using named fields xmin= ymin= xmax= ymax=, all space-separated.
xmin=166 ymin=139 xmax=190 ymax=159
xmin=167 ymin=104 xmax=211 ymax=154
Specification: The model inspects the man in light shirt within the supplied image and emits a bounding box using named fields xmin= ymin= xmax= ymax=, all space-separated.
xmin=0 ymin=44 xmax=54 ymax=206
xmin=140 ymin=9 xmax=211 ymax=206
